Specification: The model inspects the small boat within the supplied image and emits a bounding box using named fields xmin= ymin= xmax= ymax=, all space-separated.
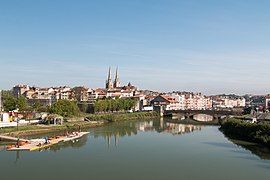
xmin=63 ymin=132 xmax=83 ymax=142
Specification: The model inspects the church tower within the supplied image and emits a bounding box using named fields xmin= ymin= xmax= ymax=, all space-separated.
xmin=106 ymin=67 xmax=114 ymax=89
xmin=114 ymin=66 xmax=121 ymax=88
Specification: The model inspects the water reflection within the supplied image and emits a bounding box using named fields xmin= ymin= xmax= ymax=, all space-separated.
xmin=0 ymin=119 xmax=204 ymax=152
xmin=2 ymin=119 xmax=270 ymax=180
xmin=225 ymin=137 xmax=270 ymax=160
xmin=220 ymin=128 xmax=270 ymax=160
xmin=3 ymin=118 xmax=270 ymax=162
xmin=91 ymin=119 xmax=204 ymax=148
xmin=50 ymin=136 xmax=88 ymax=152
xmin=162 ymin=122 xmax=202 ymax=135
xmin=137 ymin=120 xmax=202 ymax=135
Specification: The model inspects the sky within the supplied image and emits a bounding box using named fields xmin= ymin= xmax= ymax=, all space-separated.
xmin=0 ymin=0 xmax=270 ymax=95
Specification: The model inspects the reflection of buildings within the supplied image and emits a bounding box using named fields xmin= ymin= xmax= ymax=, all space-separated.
xmin=137 ymin=120 xmax=203 ymax=135
xmin=138 ymin=121 xmax=154 ymax=131
xmin=164 ymin=123 xmax=202 ymax=135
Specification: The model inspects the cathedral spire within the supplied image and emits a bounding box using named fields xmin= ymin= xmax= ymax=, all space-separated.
xmin=108 ymin=66 xmax=112 ymax=81
xmin=115 ymin=66 xmax=118 ymax=81
xmin=106 ymin=66 xmax=113 ymax=89
xmin=114 ymin=66 xmax=120 ymax=88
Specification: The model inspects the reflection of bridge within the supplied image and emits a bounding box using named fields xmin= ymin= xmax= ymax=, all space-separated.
xmin=164 ymin=110 xmax=242 ymax=120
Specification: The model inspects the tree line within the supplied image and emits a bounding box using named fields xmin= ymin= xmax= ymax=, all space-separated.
xmin=1 ymin=91 xmax=79 ymax=117
xmin=2 ymin=91 xmax=138 ymax=117
xmin=220 ymin=118 xmax=270 ymax=147
xmin=2 ymin=91 xmax=33 ymax=112
xmin=94 ymin=98 xmax=137 ymax=113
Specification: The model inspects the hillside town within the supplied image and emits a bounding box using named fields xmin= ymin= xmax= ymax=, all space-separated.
xmin=1 ymin=67 xmax=269 ymax=125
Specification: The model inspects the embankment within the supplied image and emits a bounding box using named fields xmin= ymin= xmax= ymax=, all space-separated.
xmin=85 ymin=112 xmax=159 ymax=122
xmin=0 ymin=112 xmax=159 ymax=137
xmin=220 ymin=118 xmax=270 ymax=147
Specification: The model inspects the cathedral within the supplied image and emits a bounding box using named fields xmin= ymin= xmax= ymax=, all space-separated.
xmin=106 ymin=66 xmax=120 ymax=89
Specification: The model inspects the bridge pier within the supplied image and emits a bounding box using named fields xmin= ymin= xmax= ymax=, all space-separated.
xmin=153 ymin=106 xmax=164 ymax=116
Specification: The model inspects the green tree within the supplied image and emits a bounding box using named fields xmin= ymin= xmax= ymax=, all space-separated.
xmin=3 ymin=94 xmax=17 ymax=111
xmin=37 ymin=106 xmax=49 ymax=113
xmin=49 ymin=99 xmax=80 ymax=117
xmin=93 ymin=98 xmax=137 ymax=113
xmin=32 ymin=100 xmax=41 ymax=111
xmin=82 ymin=101 xmax=88 ymax=113
xmin=17 ymin=96 xmax=29 ymax=111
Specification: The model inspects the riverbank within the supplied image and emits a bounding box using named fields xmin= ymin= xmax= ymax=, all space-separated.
xmin=0 ymin=112 xmax=159 ymax=138
xmin=85 ymin=111 xmax=159 ymax=122
xmin=0 ymin=121 xmax=104 ymax=137
xmin=220 ymin=118 xmax=270 ymax=147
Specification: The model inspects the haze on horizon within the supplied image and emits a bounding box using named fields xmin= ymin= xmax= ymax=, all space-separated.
xmin=1 ymin=0 xmax=270 ymax=95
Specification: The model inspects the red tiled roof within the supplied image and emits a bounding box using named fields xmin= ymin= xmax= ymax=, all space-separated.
xmin=122 ymin=90 xmax=132 ymax=93
xmin=161 ymin=95 xmax=178 ymax=103
xmin=98 ymin=92 xmax=106 ymax=95
xmin=39 ymin=88 xmax=49 ymax=91
xmin=112 ymin=94 xmax=121 ymax=97
xmin=49 ymin=91 xmax=56 ymax=95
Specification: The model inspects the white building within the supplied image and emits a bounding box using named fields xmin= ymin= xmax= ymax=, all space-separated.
xmin=212 ymin=96 xmax=246 ymax=108
xmin=166 ymin=92 xmax=212 ymax=110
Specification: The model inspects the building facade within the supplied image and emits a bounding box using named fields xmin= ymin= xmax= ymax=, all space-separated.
xmin=212 ymin=95 xmax=246 ymax=108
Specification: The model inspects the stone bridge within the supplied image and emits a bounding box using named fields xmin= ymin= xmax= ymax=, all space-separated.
xmin=163 ymin=109 xmax=242 ymax=121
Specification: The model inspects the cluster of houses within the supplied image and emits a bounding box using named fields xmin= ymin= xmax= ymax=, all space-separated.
xmin=151 ymin=92 xmax=246 ymax=111
xmin=9 ymin=67 xmax=160 ymax=112
xmin=212 ymin=95 xmax=246 ymax=109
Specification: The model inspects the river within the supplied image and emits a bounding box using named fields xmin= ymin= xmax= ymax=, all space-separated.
xmin=1 ymin=118 xmax=270 ymax=180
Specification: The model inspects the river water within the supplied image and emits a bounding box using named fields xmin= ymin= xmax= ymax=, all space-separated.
xmin=1 ymin=118 xmax=270 ymax=180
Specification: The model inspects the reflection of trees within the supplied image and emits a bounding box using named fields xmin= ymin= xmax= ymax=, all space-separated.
xmin=92 ymin=119 xmax=204 ymax=148
xmin=222 ymin=132 xmax=270 ymax=160
xmin=93 ymin=122 xmax=138 ymax=138
xmin=9 ymin=119 xmax=205 ymax=151
xmin=92 ymin=122 xmax=140 ymax=147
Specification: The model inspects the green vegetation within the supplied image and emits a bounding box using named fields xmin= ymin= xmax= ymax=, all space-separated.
xmin=0 ymin=112 xmax=158 ymax=135
xmin=0 ymin=121 xmax=103 ymax=135
xmin=81 ymin=101 xmax=88 ymax=113
xmin=3 ymin=93 xmax=18 ymax=111
xmin=85 ymin=112 xmax=159 ymax=122
xmin=17 ymin=96 xmax=29 ymax=111
xmin=2 ymin=92 xmax=48 ymax=113
xmin=93 ymin=98 xmax=137 ymax=113
xmin=32 ymin=100 xmax=49 ymax=113
xmin=49 ymin=99 xmax=81 ymax=117
xmin=220 ymin=118 xmax=270 ymax=147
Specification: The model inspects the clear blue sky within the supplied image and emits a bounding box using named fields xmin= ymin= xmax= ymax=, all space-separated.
xmin=1 ymin=0 xmax=270 ymax=95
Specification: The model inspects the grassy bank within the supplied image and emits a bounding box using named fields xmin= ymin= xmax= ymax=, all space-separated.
xmin=0 ymin=121 xmax=104 ymax=136
xmin=220 ymin=118 xmax=270 ymax=147
xmin=0 ymin=112 xmax=158 ymax=137
xmin=85 ymin=112 xmax=159 ymax=122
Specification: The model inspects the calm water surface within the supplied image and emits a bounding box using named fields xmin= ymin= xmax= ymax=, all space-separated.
xmin=1 ymin=118 xmax=270 ymax=180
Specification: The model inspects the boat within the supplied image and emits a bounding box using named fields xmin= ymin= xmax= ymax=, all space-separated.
xmin=63 ymin=132 xmax=84 ymax=142
xmin=6 ymin=132 xmax=89 ymax=151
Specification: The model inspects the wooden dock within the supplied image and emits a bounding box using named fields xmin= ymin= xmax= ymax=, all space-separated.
xmin=6 ymin=132 xmax=89 ymax=151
